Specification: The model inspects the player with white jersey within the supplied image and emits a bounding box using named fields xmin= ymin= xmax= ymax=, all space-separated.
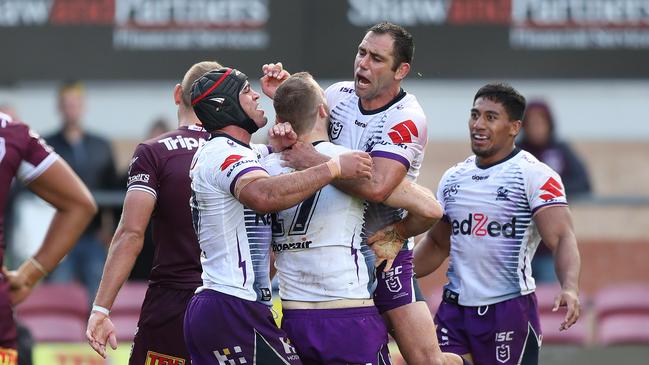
xmin=414 ymin=83 xmax=582 ymax=365
xmin=0 ymin=112 xmax=96 ymax=364
xmin=270 ymin=23 xmax=464 ymax=365
xmin=183 ymin=67 xmax=373 ymax=365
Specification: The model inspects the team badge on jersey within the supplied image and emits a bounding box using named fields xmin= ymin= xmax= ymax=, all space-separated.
xmin=387 ymin=120 xmax=418 ymax=144
xmin=496 ymin=344 xmax=511 ymax=363
xmin=329 ymin=120 xmax=343 ymax=140
xmin=539 ymin=177 xmax=564 ymax=201
xmin=145 ymin=351 xmax=186 ymax=365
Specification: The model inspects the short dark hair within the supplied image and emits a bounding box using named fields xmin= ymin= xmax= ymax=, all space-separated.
xmin=368 ymin=22 xmax=414 ymax=71
xmin=474 ymin=83 xmax=526 ymax=121
xmin=273 ymin=72 xmax=322 ymax=136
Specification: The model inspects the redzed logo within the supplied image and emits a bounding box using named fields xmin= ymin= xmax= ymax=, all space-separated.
xmin=388 ymin=120 xmax=418 ymax=144
xmin=539 ymin=177 xmax=564 ymax=201
xmin=145 ymin=351 xmax=185 ymax=365
xmin=220 ymin=155 xmax=244 ymax=171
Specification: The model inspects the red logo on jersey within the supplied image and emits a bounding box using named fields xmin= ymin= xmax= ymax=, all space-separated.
xmin=145 ymin=351 xmax=185 ymax=365
xmin=539 ymin=177 xmax=564 ymax=201
xmin=388 ymin=120 xmax=418 ymax=144
xmin=220 ymin=155 xmax=244 ymax=171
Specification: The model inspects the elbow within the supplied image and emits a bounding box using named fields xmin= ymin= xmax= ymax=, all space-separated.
xmin=366 ymin=186 xmax=393 ymax=203
xmin=245 ymin=197 xmax=275 ymax=215
xmin=84 ymin=196 xmax=99 ymax=216
xmin=425 ymin=201 xmax=444 ymax=221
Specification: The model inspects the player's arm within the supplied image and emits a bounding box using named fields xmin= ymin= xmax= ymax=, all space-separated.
xmin=9 ymin=159 xmax=97 ymax=303
xmin=86 ymin=190 xmax=155 ymax=358
xmin=534 ymin=205 xmax=581 ymax=331
xmin=413 ymin=219 xmax=452 ymax=278
xmin=383 ymin=179 xmax=443 ymax=237
xmin=237 ymin=151 xmax=372 ymax=214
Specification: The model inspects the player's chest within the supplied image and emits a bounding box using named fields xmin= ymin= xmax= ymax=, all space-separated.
xmin=329 ymin=104 xmax=386 ymax=150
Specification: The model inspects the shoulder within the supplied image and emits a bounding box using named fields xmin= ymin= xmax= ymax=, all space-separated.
xmin=325 ymin=81 xmax=356 ymax=106
xmin=389 ymin=94 xmax=426 ymax=123
xmin=316 ymin=142 xmax=349 ymax=157
xmin=516 ymin=150 xmax=556 ymax=175
xmin=442 ymin=155 xmax=475 ymax=180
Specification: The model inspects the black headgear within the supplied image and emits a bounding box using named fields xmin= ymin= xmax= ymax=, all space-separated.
xmin=191 ymin=68 xmax=259 ymax=134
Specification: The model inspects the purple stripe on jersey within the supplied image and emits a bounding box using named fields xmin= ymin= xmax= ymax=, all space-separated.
xmin=531 ymin=202 xmax=568 ymax=215
xmin=236 ymin=231 xmax=247 ymax=286
xmin=229 ymin=166 xmax=267 ymax=196
xmin=370 ymin=151 xmax=410 ymax=170
xmin=266 ymin=145 xmax=273 ymax=155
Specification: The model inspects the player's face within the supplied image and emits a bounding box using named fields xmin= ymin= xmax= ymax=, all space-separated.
xmin=354 ymin=32 xmax=399 ymax=102
xmin=469 ymin=97 xmax=520 ymax=164
xmin=239 ymin=81 xmax=268 ymax=128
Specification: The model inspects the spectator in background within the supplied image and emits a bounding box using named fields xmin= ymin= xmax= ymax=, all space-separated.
xmin=518 ymin=100 xmax=591 ymax=283
xmin=45 ymin=81 xmax=118 ymax=306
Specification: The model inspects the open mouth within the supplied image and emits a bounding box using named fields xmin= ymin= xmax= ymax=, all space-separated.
xmin=356 ymin=74 xmax=371 ymax=87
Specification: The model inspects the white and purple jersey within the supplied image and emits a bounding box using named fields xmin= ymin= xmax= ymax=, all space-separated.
xmin=189 ymin=133 xmax=273 ymax=305
xmin=263 ymin=142 xmax=371 ymax=302
xmin=438 ymin=149 xmax=568 ymax=306
xmin=325 ymin=81 xmax=428 ymax=249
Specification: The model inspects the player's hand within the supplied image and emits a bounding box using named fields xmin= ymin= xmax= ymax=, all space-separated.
xmin=338 ymin=151 xmax=372 ymax=180
xmin=261 ymin=62 xmax=290 ymax=99
xmin=4 ymin=269 xmax=31 ymax=305
xmin=86 ymin=312 xmax=118 ymax=358
xmin=553 ymin=288 xmax=581 ymax=331
xmin=281 ymin=142 xmax=330 ymax=171
xmin=268 ymin=121 xmax=297 ymax=152
xmin=367 ymin=224 xmax=404 ymax=272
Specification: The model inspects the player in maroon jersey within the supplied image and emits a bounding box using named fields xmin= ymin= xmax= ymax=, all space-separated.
xmin=0 ymin=112 xmax=96 ymax=363
xmin=84 ymin=61 xmax=225 ymax=363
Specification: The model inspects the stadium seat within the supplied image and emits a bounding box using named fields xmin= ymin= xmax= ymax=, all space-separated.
xmin=16 ymin=282 xmax=88 ymax=319
xmin=540 ymin=312 xmax=589 ymax=345
xmin=20 ymin=314 xmax=86 ymax=343
xmin=593 ymin=284 xmax=649 ymax=320
xmin=110 ymin=313 xmax=140 ymax=342
xmin=111 ymin=281 xmax=147 ymax=316
xmin=597 ymin=314 xmax=649 ymax=345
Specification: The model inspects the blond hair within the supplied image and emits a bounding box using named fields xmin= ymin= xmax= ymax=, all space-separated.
xmin=180 ymin=61 xmax=223 ymax=106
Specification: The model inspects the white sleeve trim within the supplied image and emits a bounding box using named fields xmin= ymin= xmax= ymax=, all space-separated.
xmin=127 ymin=185 xmax=158 ymax=199
xmin=18 ymin=153 xmax=59 ymax=185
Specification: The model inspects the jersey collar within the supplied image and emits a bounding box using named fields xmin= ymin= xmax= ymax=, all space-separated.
xmin=209 ymin=131 xmax=251 ymax=148
xmin=475 ymin=148 xmax=521 ymax=170
xmin=358 ymin=88 xmax=407 ymax=115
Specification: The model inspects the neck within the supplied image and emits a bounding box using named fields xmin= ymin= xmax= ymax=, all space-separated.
xmin=62 ymin=121 xmax=83 ymax=144
xmin=217 ymin=125 xmax=251 ymax=145
xmin=300 ymin=118 xmax=329 ymax=144
xmin=360 ymin=83 xmax=401 ymax=111
xmin=476 ymin=144 xmax=516 ymax=167
xmin=178 ymin=106 xmax=201 ymax=128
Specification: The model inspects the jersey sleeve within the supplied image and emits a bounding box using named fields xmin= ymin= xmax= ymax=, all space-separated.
xmin=126 ymin=143 xmax=159 ymax=199
xmin=325 ymin=81 xmax=355 ymax=111
xmin=215 ymin=146 xmax=268 ymax=196
xmin=16 ymin=124 xmax=58 ymax=184
xmin=526 ymin=162 xmax=569 ymax=214
xmin=369 ymin=106 xmax=428 ymax=170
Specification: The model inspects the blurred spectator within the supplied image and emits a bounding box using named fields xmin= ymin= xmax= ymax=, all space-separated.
xmin=146 ymin=116 xmax=171 ymax=139
xmin=518 ymin=100 xmax=591 ymax=283
xmin=44 ymin=81 xmax=118 ymax=306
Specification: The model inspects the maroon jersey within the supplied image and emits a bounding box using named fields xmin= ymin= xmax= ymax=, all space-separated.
xmin=126 ymin=125 xmax=209 ymax=289
xmin=0 ymin=112 xmax=57 ymax=347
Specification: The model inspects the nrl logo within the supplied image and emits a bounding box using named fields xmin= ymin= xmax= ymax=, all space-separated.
xmin=329 ymin=120 xmax=343 ymax=140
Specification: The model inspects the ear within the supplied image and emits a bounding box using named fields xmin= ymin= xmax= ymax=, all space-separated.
xmin=173 ymin=84 xmax=182 ymax=106
xmin=510 ymin=119 xmax=522 ymax=137
xmin=394 ymin=62 xmax=411 ymax=81
xmin=318 ymin=103 xmax=328 ymax=119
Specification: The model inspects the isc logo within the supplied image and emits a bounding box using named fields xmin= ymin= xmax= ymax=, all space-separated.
xmin=451 ymin=213 xmax=517 ymax=238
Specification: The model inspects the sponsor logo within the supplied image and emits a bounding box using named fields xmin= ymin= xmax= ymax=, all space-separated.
xmin=442 ymin=184 xmax=460 ymax=202
xmin=496 ymin=331 xmax=514 ymax=342
xmin=339 ymin=86 xmax=355 ymax=93
xmin=221 ymin=154 xmax=244 ymax=171
xmin=354 ymin=119 xmax=367 ymax=128
xmin=0 ymin=347 xmax=17 ymax=365
xmin=451 ymin=213 xmax=517 ymax=238
xmin=128 ymin=173 xmax=150 ymax=185
xmin=146 ymin=351 xmax=186 ymax=365
xmin=225 ymin=159 xmax=259 ymax=177
xmin=438 ymin=327 xmax=450 ymax=346
xmin=382 ymin=265 xmax=403 ymax=293
xmin=496 ymin=186 xmax=510 ymax=201
xmin=158 ymin=135 xmax=206 ymax=151
xmin=272 ymin=240 xmax=312 ymax=252
xmin=280 ymin=337 xmax=298 ymax=359
xmin=472 ymin=174 xmax=489 ymax=181
xmin=260 ymin=287 xmax=271 ymax=302
xmin=387 ymin=120 xmax=418 ymax=144
xmin=496 ymin=344 xmax=511 ymax=363
xmin=539 ymin=176 xmax=564 ymax=201
xmin=329 ymin=120 xmax=343 ymax=140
